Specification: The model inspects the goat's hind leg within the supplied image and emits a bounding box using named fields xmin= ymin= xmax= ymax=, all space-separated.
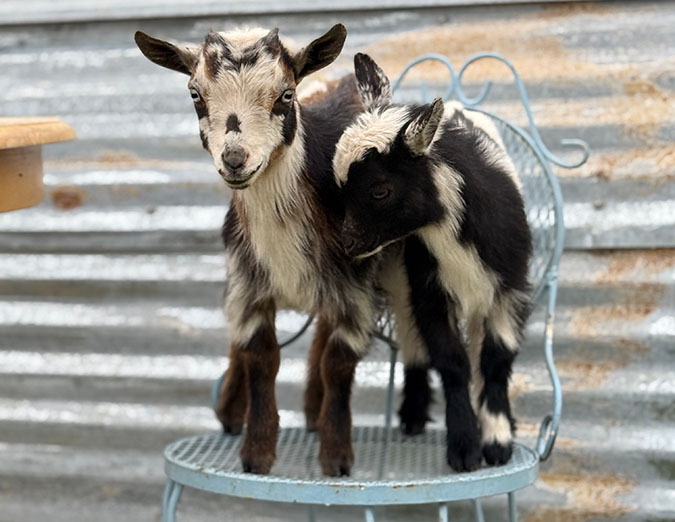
xmin=478 ymin=329 xmax=516 ymax=465
xmin=215 ymin=344 xmax=248 ymax=435
xmin=478 ymin=295 xmax=528 ymax=466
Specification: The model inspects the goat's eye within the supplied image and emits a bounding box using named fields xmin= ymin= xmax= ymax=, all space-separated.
xmin=281 ymin=89 xmax=294 ymax=103
xmin=371 ymin=186 xmax=391 ymax=200
xmin=189 ymin=88 xmax=202 ymax=103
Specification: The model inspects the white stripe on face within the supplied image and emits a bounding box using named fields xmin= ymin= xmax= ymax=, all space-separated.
xmin=333 ymin=106 xmax=410 ymax=186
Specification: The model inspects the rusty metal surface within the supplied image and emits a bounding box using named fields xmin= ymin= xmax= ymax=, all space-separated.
xmin=0 ymin=1 xmax=673 ymax=521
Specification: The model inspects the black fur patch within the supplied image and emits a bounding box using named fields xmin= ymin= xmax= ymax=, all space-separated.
xmin=236 ymin=47 xmax=260 ymax=69
xmin=204 ymin=32 xmax=232 ymax=77
xmin=281 ymin=102 xmax=297 ymax=145
xmin=204 ymin=32 xmax=264 ymax=76
xmin=194 ymin=102 xmax=208 ymax=120
xmin=226 ymin=114 xmax=241 ymax=133
xmin=199 ymin=128 xmax=209 ymax=150
xmin=432 ymin=114 xmax=532 ymax=293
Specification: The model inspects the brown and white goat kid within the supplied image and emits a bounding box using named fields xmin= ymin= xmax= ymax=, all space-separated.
xmin=334 ymin=54 xmax=532 ymax=470
xmin=135 ymin=26 xmax=383 ymax=476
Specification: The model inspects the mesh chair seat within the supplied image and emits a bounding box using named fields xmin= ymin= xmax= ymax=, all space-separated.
xmin=165 ymin=428 xmax=538 ymax=506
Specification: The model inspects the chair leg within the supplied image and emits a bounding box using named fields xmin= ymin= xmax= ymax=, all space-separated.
xmin=308 ymin=505 xmax=317 ymax=522
xmin=161 ymin=479 xmax=183 ymax=522
xmin=438 ymin=503 xmax=449 ymax=522
xmin=364 ymin=507 xmax=376 ymax=522
xmin=508 ymin=492 xmax=517 ymax=522
xmin=473 ymin=498 xmax=485 ymax=522
xmin=384 ymin=345 xmax=397 ymax=434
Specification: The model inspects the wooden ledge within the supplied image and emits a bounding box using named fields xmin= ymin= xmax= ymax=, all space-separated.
xmin=0 ymin=117 xmax=76 ymax=150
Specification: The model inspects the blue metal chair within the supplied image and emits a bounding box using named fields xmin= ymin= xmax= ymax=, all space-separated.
xmin=159 ymin=53 xmax=590 ymax=522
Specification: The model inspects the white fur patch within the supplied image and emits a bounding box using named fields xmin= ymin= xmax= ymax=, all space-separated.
xmin=333 ymin=106 xmax=410 ymax=185
xmin=487 ymin=290 xmax=529 ymax=351
xmin=378 ymin=247 xmax=429 ymax=366
xmin=466 ymin=316 xmax=485 ymax=412
xmin=418 ymin=162 xmax=499 ymax=320
xmin=479 ymin=403 xmax=513 ymax=445
xmin=297 ymin=79 xmax=328 ymax=102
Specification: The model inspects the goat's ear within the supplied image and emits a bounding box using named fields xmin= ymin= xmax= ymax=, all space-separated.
xmin=404 ymin=98 xmax=445 ymax=155
xmin=354 ymin=53 xmax=392 ymax=110
xmin=293 ymin=24 xmax=347 ymax=82
xmin=134 ymin=31 xmax=199 ymax=75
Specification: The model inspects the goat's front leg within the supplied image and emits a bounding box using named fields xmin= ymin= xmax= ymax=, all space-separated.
xmin=317 ymin=325 xmax=362 ymax=477
xmin=304 ymin=314 xmax=331 ymax=432
xmin=237 ymin=321 xmax=281 ymax=474
xmin=223 ymin=294 xmax=279 ymax=474
xmin=215 ymin=343 xmax=248 ymax=435
xmin=379 ymin=245 xmax=433 ymax=435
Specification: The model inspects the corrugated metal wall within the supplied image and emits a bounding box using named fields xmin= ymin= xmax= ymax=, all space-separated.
xmin=0 ymin=1 xmax=673 ymax=521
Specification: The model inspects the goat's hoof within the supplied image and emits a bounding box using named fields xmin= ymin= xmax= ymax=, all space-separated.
xmin=400 ymin=419 xmax=427 ymax=436
xmin=215 ymin=408 xmax=245 ymax=435
xmin=241 ymin=447 xmax=275 ymax=475
xmin=482 ymin=441 xmax=513 ymax=466
xmin=399 ymin=399 xmax=431 ymax=436
xmin=319 ymin=448 xmax=354 ymax=477
xmin=304 ymin=414 xmax=319 ymax=433
xmin=446 ymin=442 xmax=482 ymax=473
xmin=221 ymin=421 xmax=243 ymax=435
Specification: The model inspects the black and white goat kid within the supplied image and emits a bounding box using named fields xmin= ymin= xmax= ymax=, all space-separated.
xmin=334 ymin=54 xmax=532 ymax=470
xmin=135 ymin=27 xmax=379 ymax=477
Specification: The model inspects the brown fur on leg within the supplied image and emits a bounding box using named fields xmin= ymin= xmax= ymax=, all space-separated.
xmin=318 ymin=335 xmax=359 ymax=477
xmin=240 ymin=324 xmax=281 ymax=475
xmin=215 ymin=343 xmax=248 ymax=435
xmin=304 ymin=315 xmax=331 ymax=431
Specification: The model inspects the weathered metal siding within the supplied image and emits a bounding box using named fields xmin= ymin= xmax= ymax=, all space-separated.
xmin=0 ymin=2 xmax=673 ymax=521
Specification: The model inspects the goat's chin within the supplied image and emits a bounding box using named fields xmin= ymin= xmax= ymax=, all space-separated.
xmin=221 ymin=160 xmax=266 ymax=190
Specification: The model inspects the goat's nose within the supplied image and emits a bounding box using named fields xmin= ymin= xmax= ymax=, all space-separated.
xmin=221 ymin=146 xmax=247 ymax=173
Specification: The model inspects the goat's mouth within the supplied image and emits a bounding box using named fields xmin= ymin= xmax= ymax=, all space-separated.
xmin=221 ymin=161 xmax=264 ymax=189
xmin=342 ymin=233 xmax=380 ymax=259
xmin=344 ymin=236 xmax=399 ymax=260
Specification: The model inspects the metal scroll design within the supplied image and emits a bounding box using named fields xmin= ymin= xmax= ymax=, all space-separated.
xmin=391 ymin=52 xmax=590 ymax=169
